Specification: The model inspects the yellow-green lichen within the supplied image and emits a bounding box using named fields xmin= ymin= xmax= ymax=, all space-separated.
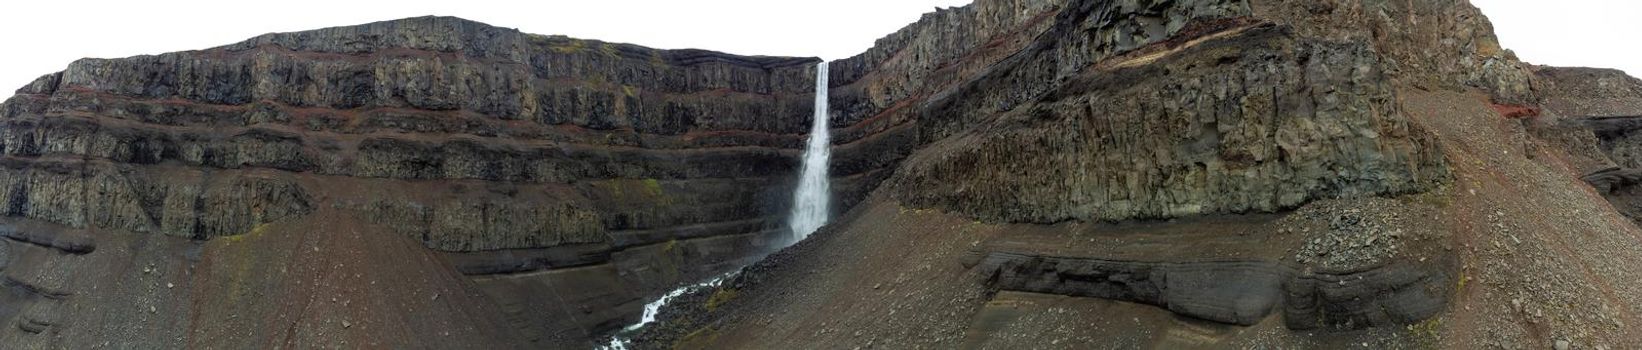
xmin=642 ymin=179 xmax=663 ymax=197
xmin=223 ymin=223 xmax=269 ymax=243
xmin=548 ymin=39 xmax=587 ymax=54
xmin=649 ymin=51 xmax=667 ymax=67
xmin=222 ymin=223 xmax=273 ymax=305
xmin=594 ymin=179 xmax=668 ymax=201
xmin=1455 ymin=268 xmax=1468 ymax=294
xmin=1407 ymin=316 xmax=1445 ymax=349
xmin=705 ymin=287 xmax=739 ymax=311
xmin=672 ymin=326 xmax=720 ymax=350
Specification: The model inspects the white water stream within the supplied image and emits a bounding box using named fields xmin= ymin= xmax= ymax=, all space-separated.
xmin=603 ymin=62 xmax=833 ymax=349
xmin=788 ymin=61 xmax=833 ymax=242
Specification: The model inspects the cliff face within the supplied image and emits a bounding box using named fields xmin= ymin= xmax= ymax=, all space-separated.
xmin=3 ymin=1 xmax=1642 ymax=349
xmin=889 ymin=0 xmax=1445 ymax=223
xmin=2 ymin=17 xmax=821 ymax=245
xmin=0 ymin=16 xmax=864 ymax=348
xmin=622 ymin=0 xmax=1642 ymax=349
xmin=822 ymin=0 xmax=1534 ymax=225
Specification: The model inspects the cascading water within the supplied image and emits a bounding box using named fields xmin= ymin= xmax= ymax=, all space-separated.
xmin=788 ymin=61 xmax=832 ymax=241
xmin=600 ymin=274 xmax=733 ymax=350
xmin=602 ymin=62 xmax=833 ymax=349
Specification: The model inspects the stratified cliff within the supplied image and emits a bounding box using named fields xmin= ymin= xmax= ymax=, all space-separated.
xmin=0 ymin=16 xmax=889 ymax=348
xmin=877 ymin=0 xmax=1547 ymax=224
xmin=4 ymin=1 xmax=1642 ymax=349
xmin=620 ymin=0 xmax=1642 ymax=349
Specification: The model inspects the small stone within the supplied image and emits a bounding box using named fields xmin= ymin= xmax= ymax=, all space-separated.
xmin=166 ymin=283 xmax=174 ymax=289
xmin=1555 ymin=339 xmax=1570 ymax=350
xmin=342 ymin=320 xmax=352 ymax=329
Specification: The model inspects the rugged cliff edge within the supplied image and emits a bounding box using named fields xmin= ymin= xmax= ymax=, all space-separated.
xmin=3 ymin=1 xmax=1642 ymax=349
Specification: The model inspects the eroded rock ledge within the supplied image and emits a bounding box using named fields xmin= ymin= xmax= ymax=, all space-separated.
xmin=972 ymin=254 xmax=1453 ymax=328
xmin=960 ymin=195 xmax=1456 ymax=330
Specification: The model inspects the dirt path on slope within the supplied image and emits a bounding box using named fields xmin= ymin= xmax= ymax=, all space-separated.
xmin=1399 ymin=89 xmax=1642 ymax=350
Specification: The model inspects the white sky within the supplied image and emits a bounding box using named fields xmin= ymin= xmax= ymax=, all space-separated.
xmin=0 ymin=0 xmax=1637 ymax=100
xmin=1471 ymin=0 xmax=1641 ymax=77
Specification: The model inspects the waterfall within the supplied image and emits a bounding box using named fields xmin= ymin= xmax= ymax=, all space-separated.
xmin=788 ymin=62 xmax=832 ymax=241
xmin=600 ymin=62 xmax=833 ymax=350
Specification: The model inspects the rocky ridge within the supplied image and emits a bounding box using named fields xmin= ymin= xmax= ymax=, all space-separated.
xmin=0 ymin=0 xmax=1640 ymax=349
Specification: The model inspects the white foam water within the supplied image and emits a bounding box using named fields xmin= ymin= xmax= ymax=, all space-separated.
xmin=600 ymin=275 xmax=730 ymax=350
xmin=788 ymin=61 xmax=833 ymax=242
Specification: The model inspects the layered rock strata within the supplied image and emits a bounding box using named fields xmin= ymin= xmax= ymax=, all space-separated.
xmin=879 ymin=0 xmax=1466 ymax=226
xmin=2 ymin=0 xmax=1638 ymax=347
xmin=0 ymin=16 xmax=909 ymax=347
xmin=973 ymin=254 xmax=1453 ymax=329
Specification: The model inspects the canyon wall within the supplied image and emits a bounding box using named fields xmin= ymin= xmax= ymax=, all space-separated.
xmin=0 ymin=16 xmax=855 ymax=348
xmin=0 ymin=0 xmax=1634 ymax=348
xmin=822 ymin=0 xmax=1535 ymax=225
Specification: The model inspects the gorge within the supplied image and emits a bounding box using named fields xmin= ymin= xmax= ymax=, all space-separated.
xmin=0 ymin=0 xmax=1641 ymax=349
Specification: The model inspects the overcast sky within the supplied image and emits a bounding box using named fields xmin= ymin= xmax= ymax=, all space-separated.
xmin=0 ymin=0 xmax=1637 ymax=100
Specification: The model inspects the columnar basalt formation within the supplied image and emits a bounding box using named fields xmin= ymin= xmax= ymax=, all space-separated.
xmin=880 ymin=0 xmax=1551 ymax=224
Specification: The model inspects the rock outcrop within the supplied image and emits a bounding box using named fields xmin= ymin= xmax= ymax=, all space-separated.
xmin=3 ymin=0 xmax=1641 ymax=348
xmin=0 ymin=16 xmax=901 ymax=348
xmin=894 ymin=21 xmax=1448 ymax=223
xmin=1529 ymin=67 xmax=1642 ymax=223
xmin=828 ymin=0 xmax=1538 ymax=225
xmin=974 ymin=254 xmax=1452 ymax=328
